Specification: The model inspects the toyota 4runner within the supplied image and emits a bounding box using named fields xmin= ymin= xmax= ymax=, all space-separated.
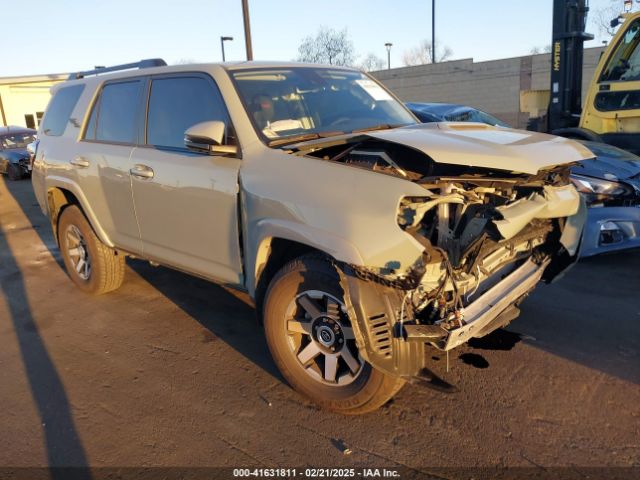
xmin=32 ymin=59 xmax=591 ymax=413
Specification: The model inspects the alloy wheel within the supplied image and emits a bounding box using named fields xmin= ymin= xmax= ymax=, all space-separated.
xmin=65 ymin=224 xmax=91 ymax=281
xmin=284 ymin=290 xmax=364 ymax=386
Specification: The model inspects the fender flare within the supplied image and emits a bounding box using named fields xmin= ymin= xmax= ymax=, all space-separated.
xmin=246 ymin=218 xmax=365 ymax=297
xmin=45 ymin=176 xmax=114 ymax=247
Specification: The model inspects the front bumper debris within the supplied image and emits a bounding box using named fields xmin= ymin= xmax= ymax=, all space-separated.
xmin=404 ymin=258 xmax=549 ymax=351
xmin=344 ymin=257 xmax=551 ymax=382
xmin=18 ymin=159 xmax=32 ymax=175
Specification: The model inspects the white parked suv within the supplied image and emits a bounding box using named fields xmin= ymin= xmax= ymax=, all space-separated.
xmin=32 ymin=59 xmax=591 ymax=413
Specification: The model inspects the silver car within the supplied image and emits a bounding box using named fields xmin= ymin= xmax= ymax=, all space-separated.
xmin=32 ymin=59 xmax=591 ymax=413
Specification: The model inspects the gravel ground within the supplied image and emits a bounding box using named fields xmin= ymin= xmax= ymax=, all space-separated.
xmin=0 ymin=177 xmax=638 ymax=479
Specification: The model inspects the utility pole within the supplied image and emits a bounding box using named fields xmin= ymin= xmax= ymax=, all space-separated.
xmin=220 ymin=36 xmax=233 ymax=62
xmin=432 ymin=0 xmax=436 ymax=63
xmin=242 ymin=0 xmax=254 ymax=61
xmin=385 ymin=42 xmax=393 ymax=70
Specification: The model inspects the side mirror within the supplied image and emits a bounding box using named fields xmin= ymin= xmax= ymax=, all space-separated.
xmin=185 ymin=121 xmax=237 ymax=155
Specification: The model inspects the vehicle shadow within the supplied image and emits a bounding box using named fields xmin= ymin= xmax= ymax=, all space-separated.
xmin=3 ymin=177 xmax=65 ymax=270
xmin=129 ymin=260 xmax=284 ymax=382
xmin=3 ymin=178 xmax=284 ymax=385
xmin=0 ymin=221 xmax=91 ymax=479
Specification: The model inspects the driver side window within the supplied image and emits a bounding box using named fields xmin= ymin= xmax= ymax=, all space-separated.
xmin=601 ymin=19 xmax=640 ymax=82
xmin=146 ymin=76 xmax=233 ymax=149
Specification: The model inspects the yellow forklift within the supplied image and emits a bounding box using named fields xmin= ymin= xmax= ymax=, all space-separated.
xmin=526 ymin=0 xmax=640 ymax=154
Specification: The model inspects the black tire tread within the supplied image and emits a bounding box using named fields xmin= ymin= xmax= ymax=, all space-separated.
xmin=7 ymin=164 xmax=22 ymax=181
xmin=58 ymin=205 xmax=125 ymax=294
xmin=264 ymin=254 xmax=405 ymax=414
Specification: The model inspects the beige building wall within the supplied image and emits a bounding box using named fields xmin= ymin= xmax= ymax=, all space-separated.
xmin=0 ymin=75 xmax=67 ymax=129
xmin=372 ymin=47 xmax=605 ymax=129
xmin=1 ymin=50 xmax=605 ymax=131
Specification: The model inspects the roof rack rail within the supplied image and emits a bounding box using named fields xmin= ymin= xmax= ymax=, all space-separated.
xmin=67 ymin=58 xmax=167 ymax=80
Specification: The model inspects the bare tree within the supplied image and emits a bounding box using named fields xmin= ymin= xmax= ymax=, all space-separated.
xmin=173 ymin=58 xmax=197 ymax=65
xmin=296 ymin=27 xmax=355 ymax=66
xmin=592 ymin=1 xmax=621 ymax=37
xmin=402 ymin=40 xmax=452 ymax=66
xmin=359 ymin=53 xmax=386 ymax=72
xmin=529 ymin=45 xmax=552 ymax=55
xmin=590 ymin=0 xmax=637 ymax=38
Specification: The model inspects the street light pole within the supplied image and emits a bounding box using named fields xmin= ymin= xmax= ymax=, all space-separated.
xmin=220 ymin=36 xmax=233 ymax=62
xmin=432 ymin=0 xmax=436 ymax=63
xmin=242 ymin=0 xmax=254 ymax=61
xmin=385 ymin=42 xmax=393 ymax=70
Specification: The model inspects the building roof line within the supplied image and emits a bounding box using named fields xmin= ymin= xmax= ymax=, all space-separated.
xmin=0 ymin=74 xmax=69 ymax=86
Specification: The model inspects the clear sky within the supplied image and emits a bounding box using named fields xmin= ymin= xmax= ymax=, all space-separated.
xmin=2 ymin=0 xmax=622 ymax=77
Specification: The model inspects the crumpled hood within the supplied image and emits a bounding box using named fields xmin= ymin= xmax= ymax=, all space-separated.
xmin=366 ymin=122 xmax=595 ymax=175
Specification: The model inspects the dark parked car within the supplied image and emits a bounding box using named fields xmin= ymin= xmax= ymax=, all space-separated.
xmin=407 ymin=102 xmax=640 ymax=257
xmin=0 ymin=126 xmax=36 ymax=181
xmin=571 ymin=141 xmax=640 ymax=257
xmin=406 ymin=102 xmax=510 ymax=127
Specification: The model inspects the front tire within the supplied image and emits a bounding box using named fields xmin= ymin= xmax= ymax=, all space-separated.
xmin=7 ymin=164 xmax=22 ymax=181
xmin=58 ymin=205 xmax=125 ymax=294
xmin=263 ymin=256 xmax=404 ymax=414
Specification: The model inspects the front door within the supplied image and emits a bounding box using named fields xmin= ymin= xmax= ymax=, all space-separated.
xmin=129 ymin=74 xmax=243 ymax=285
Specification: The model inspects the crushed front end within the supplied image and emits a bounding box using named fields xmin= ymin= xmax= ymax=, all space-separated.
xmin=290 ymin=130 xmax=589 ymax=381
xmin=342 ymin=166 xmax=585 ymax=380
xmin=394 ymin=167 xmax=586 ymax=348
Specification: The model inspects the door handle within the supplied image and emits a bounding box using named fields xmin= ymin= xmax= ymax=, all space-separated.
xmin=70 ymin=156 xmax=90 ymax=168
xmin=130 ymin=164 xmax=154 ymax=179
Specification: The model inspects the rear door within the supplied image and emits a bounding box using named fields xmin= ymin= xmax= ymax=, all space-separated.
xmin=129 ymin=73 xmax=243 ymax=284
xmin=79 ymin=79 xmax=145 ymax=254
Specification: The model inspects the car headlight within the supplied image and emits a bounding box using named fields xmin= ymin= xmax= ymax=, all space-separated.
xmin=570 ymin=174 xmax=633 ymax=205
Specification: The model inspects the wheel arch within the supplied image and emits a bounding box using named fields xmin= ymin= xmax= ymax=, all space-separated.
xmin=248 ymin=220 xmax=366 ymax=317
xmin=46 ymin=179 xmax=113 ymax=248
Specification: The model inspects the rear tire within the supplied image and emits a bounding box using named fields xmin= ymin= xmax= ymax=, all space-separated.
xmin=263 ymin=255 xmax=404 ymax=414
xmin=7 ymin=164 xmax=22 ymax=181
xmin=58 ymin=205 xmax=125 ymax=294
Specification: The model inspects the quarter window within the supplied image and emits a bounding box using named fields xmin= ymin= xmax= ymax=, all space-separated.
xmin=42 ymin=85 xmax=85 ymax=136
xmin=25 ymin=114 xmax=35 ymax=129
xmin=146 ymin=76 xmax=231 ymax=149
xmin=85 ymin=80 xmax=143 ymax=144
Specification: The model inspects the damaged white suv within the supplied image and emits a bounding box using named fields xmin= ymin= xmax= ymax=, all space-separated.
xmin=32 ymin=60 xmax=591 ymax=413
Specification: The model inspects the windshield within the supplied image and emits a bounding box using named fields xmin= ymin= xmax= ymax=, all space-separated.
xmin=444 ymin=108 xmax=510 ymax=127
xmin=230 ymin=67 xmax=416 ymax=145
xmin=1 ymin=133 xmax=36 ymax=150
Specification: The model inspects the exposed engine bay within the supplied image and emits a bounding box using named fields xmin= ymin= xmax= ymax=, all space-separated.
xmin=290 ymin=136 xmax=585 ymax=354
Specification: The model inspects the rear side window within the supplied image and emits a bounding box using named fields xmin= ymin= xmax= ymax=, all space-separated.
xmin=85 ymin=80 xmax=143 ymax=144
xmin=146 ymin=76 xmax=231 ymax=149
xmin=42 ymin=85 xmax=85 ymax=136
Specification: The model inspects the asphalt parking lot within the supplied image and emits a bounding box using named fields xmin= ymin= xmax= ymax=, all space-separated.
xmin=0 ymin=176 xmax=639 ymax=478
